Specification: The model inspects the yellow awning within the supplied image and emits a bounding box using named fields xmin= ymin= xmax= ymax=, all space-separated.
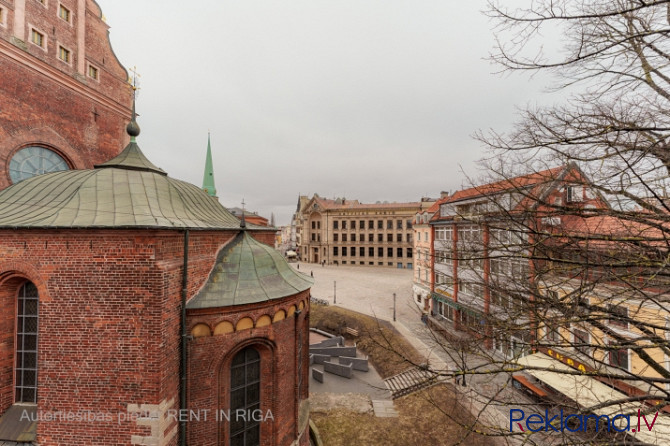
xmin=516 ymin=353 xmax=670 ymax=444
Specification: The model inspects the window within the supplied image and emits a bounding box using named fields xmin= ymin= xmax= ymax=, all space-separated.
xmin=377 ymin=220 xmax=383 ymax=230
xmin=368 ymin=220 xmax=374 ymax=229
xmin=566 ymin=186 xmax=584 ymax=203
xmin=377 ymin=234 xmax=383 ymax=242
xmin=9 ymin=146 xmax=69 ymax=183
xmin=407 ymin=233 xmax=412 ymax=243
xmin=351 ymin=234 xmax=356 ymax=242
xmin=88 ymin=64 xmax=99 ymax=80
xmin=387 ymin=234 xmax=393 ymax=242
xmin=31 ymin=29 xmax=45 ymax=48
xmin=436 ymin=273 xmax=450 ymax=285
xmin=609 ymin=341 xmax=629 ymax=370
xmin=359 ymin=247 xmax=364 ymax=257
xmin=387 ymin=247 xmax=393 ymax=257
xmin=359 ymin=220 xmax=365 ymax=229
xmin=407 ymin=248 xmax=413 ymax=258
xmin=58 ymin=46 xmax=71 ymax=63
xmin=342 ymin=234 xmax=347 ymax=242
xmin=436 ymin=301 xmax=455 ymax=321
xmin=59 ymin=4 xmax=71 ymax=22
xmin=396 ymin=220 xmax=403 ymax=230
xmin=573 ymin=329 xmax=590 ymax=355
xmin=333 ymin=221 xmax=339 ymax=230
xmin=369 ymin=247 xmax=374 ymax=257
xmin=230 ymin=347 xmax=261 ymax=446
xmin=351 ymin=247 xmax=356 ymax=257
xmin=311 ymin=222 xmax=315 ymax=229
xmin=333 ymin=234 xmax=338 ymax=242
xmin=317 ymin=221 xmax=321 ymax=229
xmin=342 ymin=221 xmax=347 ymax=230
xmin=387 ymin=220 xmax=393 ymax=230
xmin=406 ymin=219 xmax=412 ymax=229
xmin=333 ymin=247 xmax=339 ymax=256
xmin=342 ymin=247 xmax=348 ymax=256
xmin=16 ymin=282 xmax=39 ymax=403
xmin=396 ymin=234 xmax=402 ymax=242
xmin=368 ymin=234 xmax=373 ymax=242
xmin=378 ymin=247 xmax=383 ymax=257
xmin=545 ymin=320 xmax=560 ymax=343
xmin=351 ymin=220 xmax=356 ymax=229
xmin=397 ymin=248 xmax=403 ymax=257
xmin=608 ymin=305 xmax=629 ymax=330
xmin=311 ymin=233 xmax=315 ymax=241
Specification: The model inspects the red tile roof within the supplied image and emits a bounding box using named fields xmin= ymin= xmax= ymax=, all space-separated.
xmin=446 ymin=166 xmax=566 ymax=204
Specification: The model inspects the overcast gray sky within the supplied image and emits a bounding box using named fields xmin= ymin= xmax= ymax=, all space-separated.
xmin=101 ymin=0 xmax=550 ymax=225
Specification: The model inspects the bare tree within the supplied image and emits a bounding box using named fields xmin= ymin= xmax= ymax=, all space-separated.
xmin=421 ymin=2 xmax=670 ymax=445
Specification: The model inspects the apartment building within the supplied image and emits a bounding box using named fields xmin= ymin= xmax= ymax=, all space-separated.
xmin=295 ymin=194 xmax=432 ymax=267
xmin=412 ymin=196 xmax=446 ymax=309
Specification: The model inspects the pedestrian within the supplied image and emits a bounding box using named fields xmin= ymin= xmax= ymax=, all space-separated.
xmin=310 ymin=271 xmax=313 ymax=277
xmin=297 ymin=264 xmax=299 ymax=270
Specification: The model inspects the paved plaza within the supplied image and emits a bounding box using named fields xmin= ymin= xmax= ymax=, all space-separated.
xmin=299 ymin=263 xmax=576 ymax=446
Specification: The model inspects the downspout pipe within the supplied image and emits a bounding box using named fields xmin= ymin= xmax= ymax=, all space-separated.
xmin=180 ymin=230 xmax=190 ymax=446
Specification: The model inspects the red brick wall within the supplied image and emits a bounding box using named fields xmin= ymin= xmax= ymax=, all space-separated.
xmin=0 ymin=0 xmax=132 ymax=191
xmin=186 ymin=290 xmax=311 ymax=446
xmin=249 ymin=230 xmax=276 ymax=247
xmin=0 ymin=228 xmax=251 ymax=445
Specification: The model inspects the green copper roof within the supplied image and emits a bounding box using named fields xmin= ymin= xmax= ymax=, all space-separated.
xmin=187 ymin=231 xmax=313 ymax=309
xmin=202 ymin=134 xmax=217 ymax=197
xmin=0 ymin=142 xmax=242 ymax=229
xmin=96 ymin=141 xmax=166 ymax=175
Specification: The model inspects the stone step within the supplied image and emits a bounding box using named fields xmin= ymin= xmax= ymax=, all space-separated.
xmin=383 ymin=367 xmax=438 ymax=399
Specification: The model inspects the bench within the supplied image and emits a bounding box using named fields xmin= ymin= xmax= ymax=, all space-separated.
xmin=512 ymin=374 xmax=549 ymax=398
xmin=344 ymin=327 xmax=359 ymax=337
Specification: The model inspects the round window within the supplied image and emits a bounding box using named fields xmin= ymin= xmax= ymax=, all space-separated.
xmin=9 ymin=146 xmax=70 ymax=183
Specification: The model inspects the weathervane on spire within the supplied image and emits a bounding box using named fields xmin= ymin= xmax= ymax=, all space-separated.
xmin=128 ymin=65 xmax=141 ymax=96
xmin=126 ymin=66 xmax=141 ymax=140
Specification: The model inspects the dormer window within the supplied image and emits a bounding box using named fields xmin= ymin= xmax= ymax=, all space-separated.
xmin=566 ymin=186 xmax=584 ymax=203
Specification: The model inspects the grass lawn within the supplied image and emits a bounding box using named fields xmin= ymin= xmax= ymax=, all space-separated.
xmin=309 ymin=305 xmax=498 ymax=446
xmin=310 ymin=304 xmax=424 ymax=378
xmin=311 ymin=383 xmax=498 ymax=446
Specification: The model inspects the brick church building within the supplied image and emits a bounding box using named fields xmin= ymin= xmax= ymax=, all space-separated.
xmin=0 ymin=2 xmax=313 ymax=445
xmin=0 ymin=115 xmax=313 ymax=446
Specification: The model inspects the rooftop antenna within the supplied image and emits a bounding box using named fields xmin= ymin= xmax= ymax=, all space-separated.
xmin=240 ymin=198 xmax=247 ymax=228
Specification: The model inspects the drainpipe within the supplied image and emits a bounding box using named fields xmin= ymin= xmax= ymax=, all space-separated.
xmin=180 ymin=230 xmax=190 ymax=446
xmin=294 ymin=307 xmax=302 ymax=441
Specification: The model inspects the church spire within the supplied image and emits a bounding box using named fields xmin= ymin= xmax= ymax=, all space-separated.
xmin=202 ymin=133 xmax=217 ymax=198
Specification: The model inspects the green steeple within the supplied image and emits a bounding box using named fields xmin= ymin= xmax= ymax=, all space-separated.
xmin=202 ymin=133 xmax=217 ymax=197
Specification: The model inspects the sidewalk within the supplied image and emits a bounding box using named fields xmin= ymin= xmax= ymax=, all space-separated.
xmin=302 ymin=264 xmax=560 ymax=445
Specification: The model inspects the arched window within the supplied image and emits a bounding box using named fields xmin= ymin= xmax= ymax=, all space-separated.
xmin=15 ymin=281 xmax=39 ymax=403
xmin=230 ymin=347 xmax=260 ymax=446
